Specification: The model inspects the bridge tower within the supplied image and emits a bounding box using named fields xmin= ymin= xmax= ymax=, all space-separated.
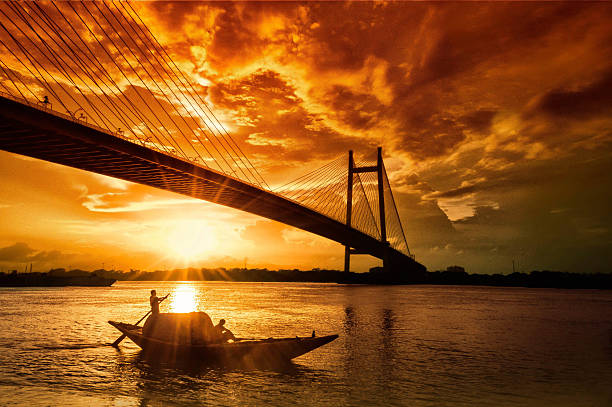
xmin=344 ymin=147 xmax=389 ymax=272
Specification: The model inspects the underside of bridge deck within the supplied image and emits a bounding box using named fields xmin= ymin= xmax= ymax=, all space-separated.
xmin=0 ymin=95 xmax=425 ymax=274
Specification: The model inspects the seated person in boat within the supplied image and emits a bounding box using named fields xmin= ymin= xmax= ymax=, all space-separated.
xmin=149 ymin=290 xmax=168 ymax=315
xmin=214 ymin=319 xmax=236 ymax=342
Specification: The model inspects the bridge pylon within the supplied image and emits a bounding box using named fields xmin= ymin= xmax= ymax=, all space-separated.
xmin=344 ymin=147 xmax=389 ymax=272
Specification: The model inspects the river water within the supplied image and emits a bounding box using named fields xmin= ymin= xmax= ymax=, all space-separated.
xmin=0 ymin=282 xmax=611 ymax=406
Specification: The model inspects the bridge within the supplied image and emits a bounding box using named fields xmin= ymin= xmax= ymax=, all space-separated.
xmin=0 ymin=1 xmax=425 ymax=275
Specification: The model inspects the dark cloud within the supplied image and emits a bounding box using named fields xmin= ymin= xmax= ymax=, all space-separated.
xmin=321 ymin=85 xmax=385 ymax=131
xmin=460 ymin=110 xmax=497 ymax=134
xmin=210 ymin=69 xmax=374 ymax=162
xmin=28 ymin=249 xmax=63 ymax=262
xmin=531 ymin=69 xmax=612 ymax=119
xmin=0 ymin=242 xmax=65 ymax=264
xmin=433 ymin=152 xmax=612 ymax=199
xmin=305 ymin=2 xmax=428 ymax=71
xmin=454 ymin=206 xmax=504 ymax=225
xmin=0 ymin=242 xmax=34 ymax=262
xmin=406 ymin=4 xmax=580 ymax=87
xmin=397 ymin=115 xmax=467 ymax=159
xmin=451 ymin=195 xmax=612 ymax=273
xmin=207 ymin=3 xmax=267 ymax=69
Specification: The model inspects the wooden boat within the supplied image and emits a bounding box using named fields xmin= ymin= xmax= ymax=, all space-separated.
xmin=108 ymin=313 xmax=338 ymax=364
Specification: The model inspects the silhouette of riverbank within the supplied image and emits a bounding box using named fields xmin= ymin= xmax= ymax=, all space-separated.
xmin=344 ymin=266 xmax=612 ymax=289
xmin=0 ymin=269 xmax=115 ymax=287
xmin=2 ymin=266 xmax=609 ymax=289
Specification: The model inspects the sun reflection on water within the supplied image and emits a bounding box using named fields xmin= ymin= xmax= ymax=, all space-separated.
xmin=169 ymin=284 xmax=199 ymax=313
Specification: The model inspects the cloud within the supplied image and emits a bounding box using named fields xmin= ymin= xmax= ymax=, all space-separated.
xmin=529 ymin=69 xmax=612 ymax=119
xmin=0 ymin=242 xmax=34 ymax=262
xmin=454 ymin=206 xmax=504 ymax=226
xmin=90 ymin=174 xmax=131 ymax=191
xmin=320 ymin=84 xmax=386 ymax=131
xmin=460 ymin=110 xmax=497 ymax=134
xmin=2 ymin=2 xmax=612 ymax=274
xmin=241 ymin=220 xmax=288 ymax=245
xmin=81 ymin=192 xmax=205 ymax=213
xmin=0 ymin=242 xmax=69 ymax=266
xmin=210 ymin=69 xmax=374 ymax=163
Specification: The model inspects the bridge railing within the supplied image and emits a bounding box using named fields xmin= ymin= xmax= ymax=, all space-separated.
xmin=0 ymin=91 xmax=270 ymax=190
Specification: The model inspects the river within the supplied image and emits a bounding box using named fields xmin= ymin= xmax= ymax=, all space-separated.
xmin=0 ymin=282 xmax=611 ymax=406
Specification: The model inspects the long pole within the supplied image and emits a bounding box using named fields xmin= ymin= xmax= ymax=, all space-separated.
xmin=111 ymin=294 xmax=168 ymax=347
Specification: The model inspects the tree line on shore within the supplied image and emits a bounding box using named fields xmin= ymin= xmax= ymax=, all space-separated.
xmin=1 ymin=266 xmax=611 ymax=289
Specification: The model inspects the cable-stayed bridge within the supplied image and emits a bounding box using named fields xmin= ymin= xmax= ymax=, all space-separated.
xmin=0 ymin=1 xmax=425 ymax=274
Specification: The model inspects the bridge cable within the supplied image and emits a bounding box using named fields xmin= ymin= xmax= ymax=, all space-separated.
xmin=282 ymin=158 xmax=344 ymax=202
xmin=291 ymin=159 xmax=346 ymax=203
xmin=69 ymin=2 xmax=191 ymax=160
xmin=102 ymin=2 xmax=252 ymax=184
xmin=120 ymin=1 xmax=268 ymax=187
xmin=382 ymin=162 xmax=411 ymax=256
xmin=81 ymin=2 xmax=204 ymax=164
xmin=0 ymin=57 xmax=34 ymax=101
xmin=0 ymin=18 xmax=85 ymax=127
xmin=278 ymin=157 xmax=348 ymax=223
xmin=309 ymin=168 xmax=349 ymax=221
xmin=63 ymin=2 xmax=188 ymax=158
xmin=29 ymin=1 xmax=181 ymax=158
xmin=99 ymin=1 xmax=260 ymax=183
xmin=354 ymin=171 xmax=380 ymax=238
xmin=308 ymin=167 xmax=347 ymax=210
xmin=21 ymin=1 xmax=156 ymax=150
xmin=122 ymin=1 xmax=269 ymax=189
xmin=292 ymin=163 xmax=346 ymax=204
xmin=40 ymin=2 xmax=177 ymax=157
xmin=92 ymin=2 xmax=237 ymax=179
xmin=6 ymin=2 xmax=127 ymax=134
xmin=1 ymin=6 xmax=114 ymax=132
xmin=109 ymin=2 xmax=259 ymax=186
xmin=275 ymin=155 xmax=343 ymax=191
xmin=356 ymin=165 xmax=381 ymax=232
xmin=1 ymin=2 xmax=270 ymax=188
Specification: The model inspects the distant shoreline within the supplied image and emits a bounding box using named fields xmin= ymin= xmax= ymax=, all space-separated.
xmin=1 ymin=267 xmax=611 ymax=289
xmin=0 ymin=270 xmax=115 ymax=287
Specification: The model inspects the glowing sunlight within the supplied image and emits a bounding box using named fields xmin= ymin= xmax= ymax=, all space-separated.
xmin=170 ymin=284 xmax=199 ymax=313
xmin=166 ymin=220 xmax=218 ymax=263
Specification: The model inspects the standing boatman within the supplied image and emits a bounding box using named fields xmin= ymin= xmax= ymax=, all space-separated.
xmin=149 ymin=289 xmax=169 ymax=315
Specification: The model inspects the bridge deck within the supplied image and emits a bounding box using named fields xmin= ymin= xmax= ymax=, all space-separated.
xmin=0 ymin=95 xmax=424 ymax=271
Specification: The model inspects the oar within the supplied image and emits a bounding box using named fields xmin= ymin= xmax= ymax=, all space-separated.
xmin=111 ymin=294 xmax=168 ymax=347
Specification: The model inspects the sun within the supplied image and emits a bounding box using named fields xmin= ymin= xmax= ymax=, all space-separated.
xmin=166 ymin=220 xmax=218 ymax=263
xmin=170 ymin=284 xmax=199 ymax=313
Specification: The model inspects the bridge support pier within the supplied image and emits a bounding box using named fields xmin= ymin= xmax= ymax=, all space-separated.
xmin=344 ymin=147 xmax=389 ymax=272
xmin=344 ymin=150 xmax=354 ymax=273
xmin=376 ymin=147 xmax=388 ymax=271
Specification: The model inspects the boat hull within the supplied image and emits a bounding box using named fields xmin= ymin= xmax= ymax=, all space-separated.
xmin=109 ymin=321 xmax=337 ymax=364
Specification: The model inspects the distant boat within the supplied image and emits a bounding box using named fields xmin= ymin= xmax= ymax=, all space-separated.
xmin=108 ymin=312 xmax=338 ymax=364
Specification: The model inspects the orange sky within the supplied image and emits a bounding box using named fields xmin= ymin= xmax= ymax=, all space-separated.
xmin=1 ymin=1 xmax=611 ymax=274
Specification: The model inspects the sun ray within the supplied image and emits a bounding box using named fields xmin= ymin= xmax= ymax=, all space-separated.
xmin=169 ymin=283 xmax=199 ymax=313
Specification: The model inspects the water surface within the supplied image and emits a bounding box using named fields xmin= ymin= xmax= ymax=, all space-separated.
xmin=0 ymin=282 xmax=611 ymax=406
